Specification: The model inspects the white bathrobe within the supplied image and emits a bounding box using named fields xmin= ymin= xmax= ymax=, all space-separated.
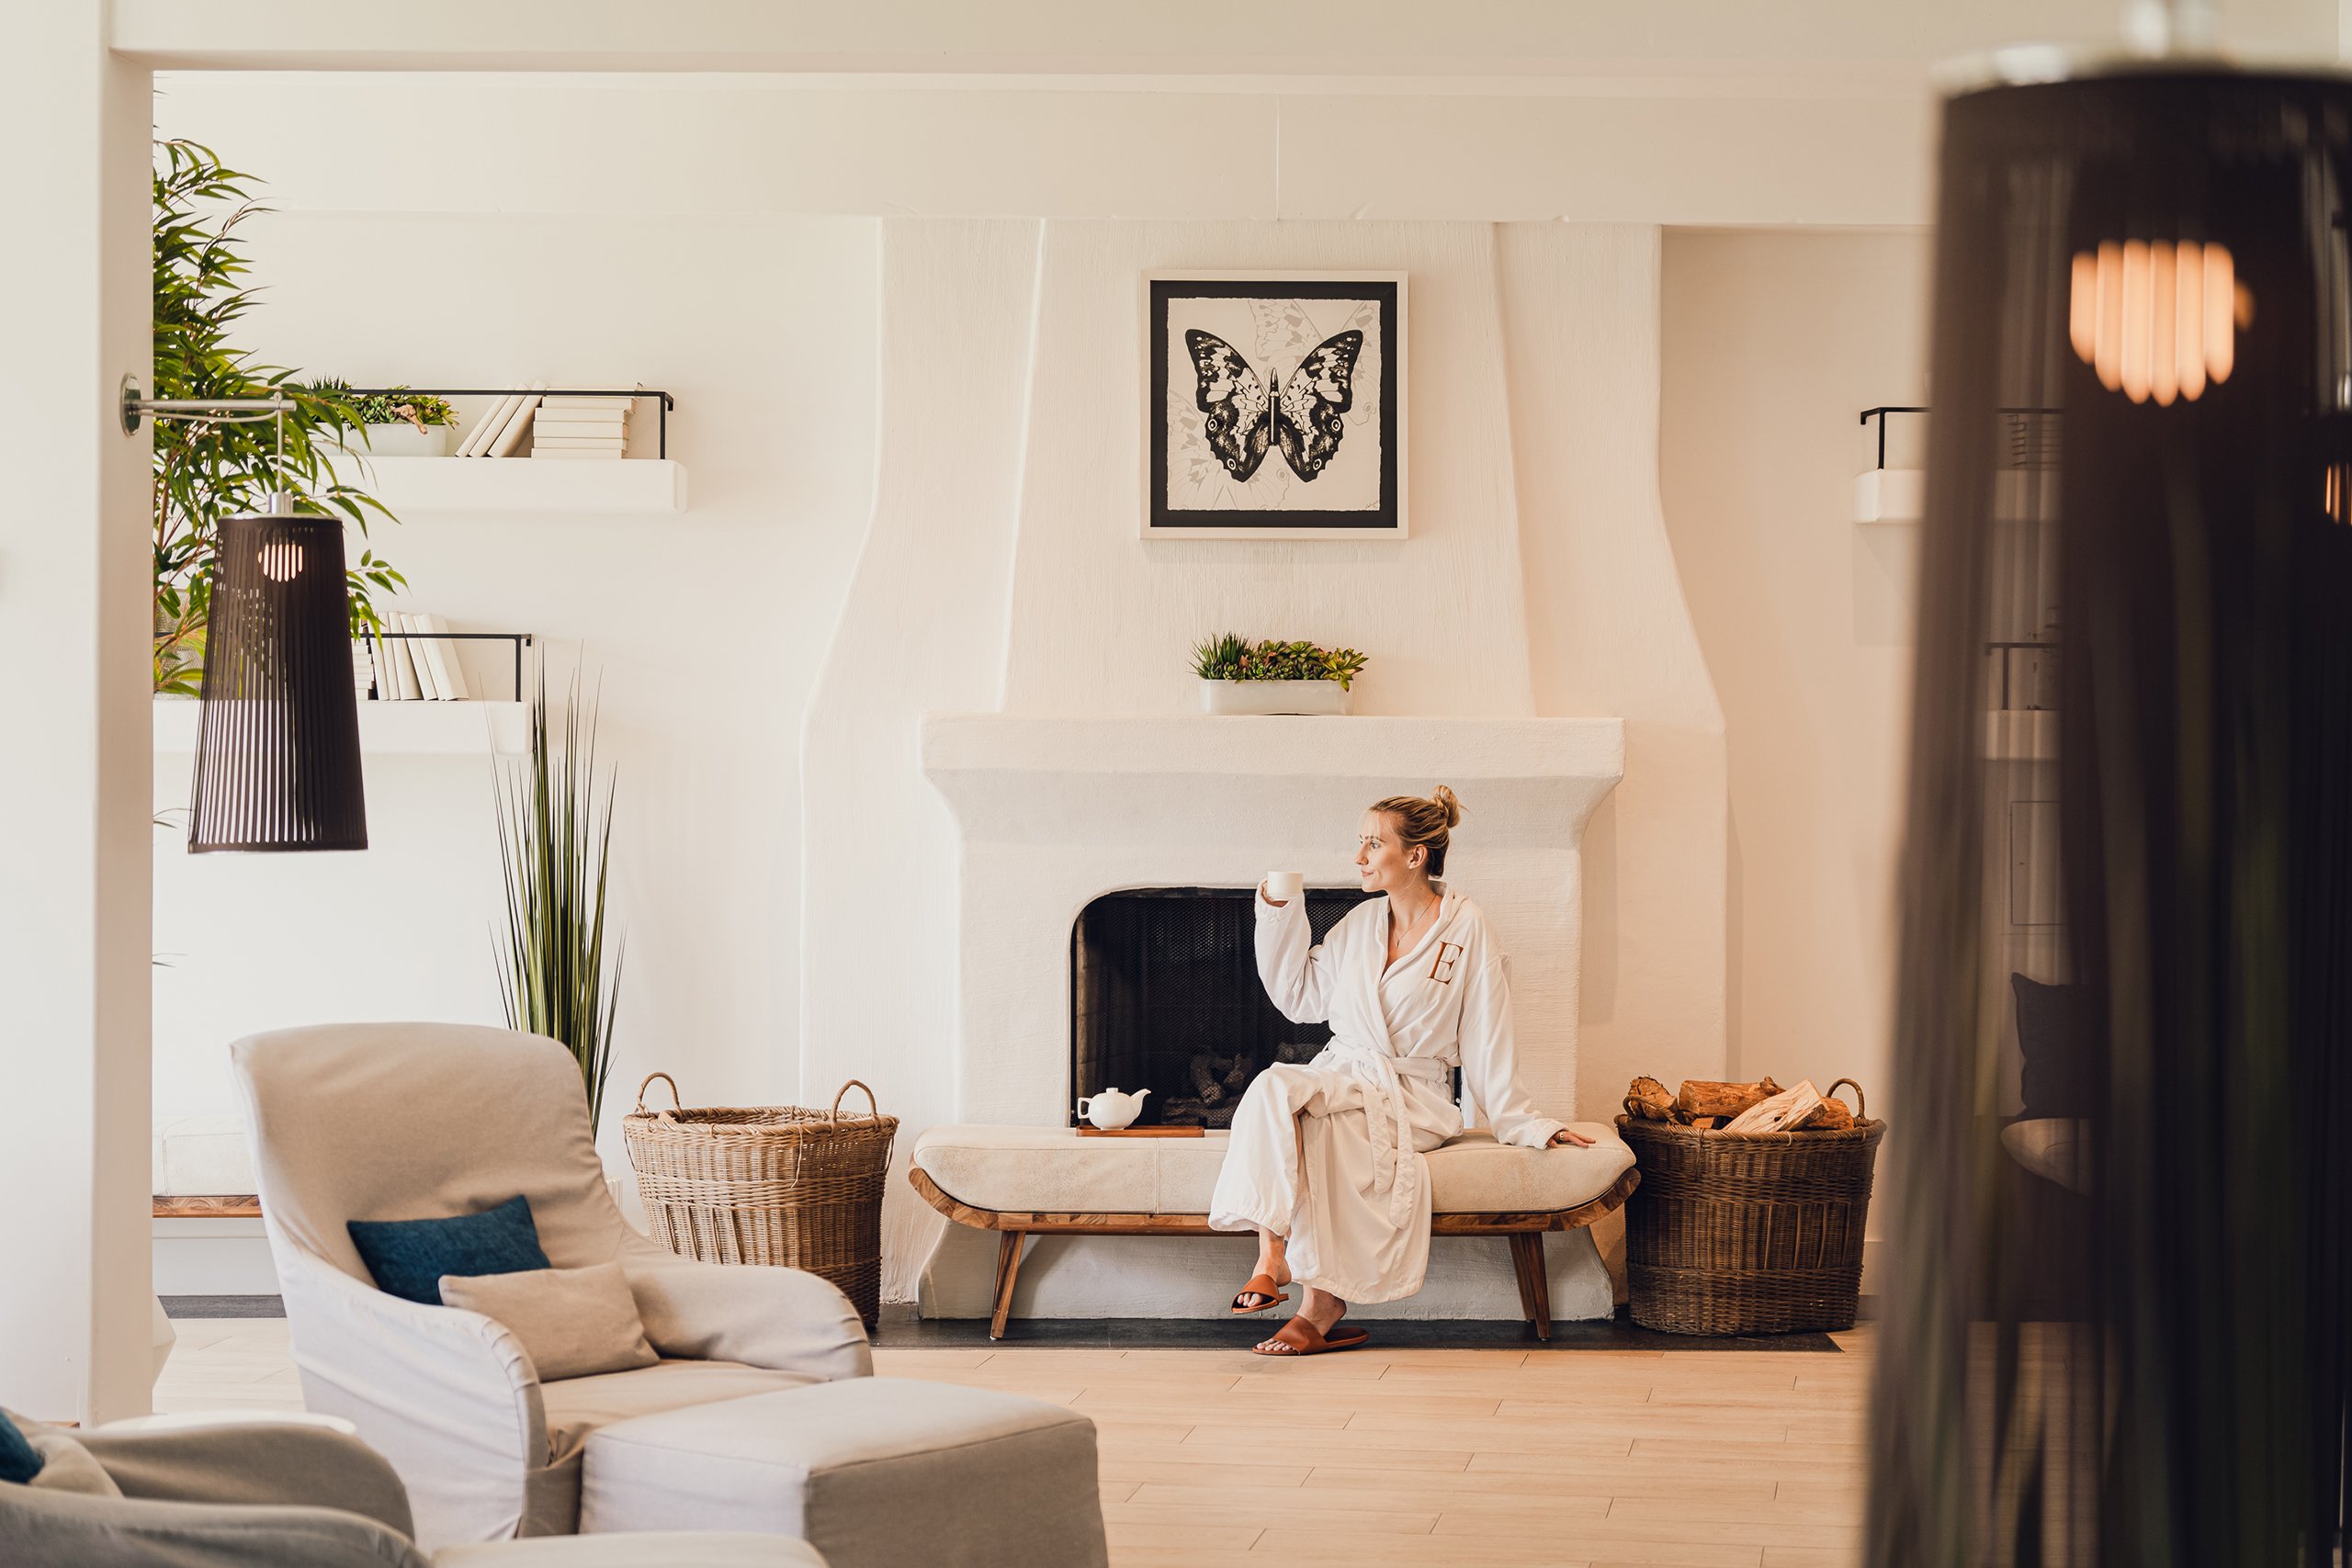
xmin=1206 ymin=888 xmax=1566 ymax=1303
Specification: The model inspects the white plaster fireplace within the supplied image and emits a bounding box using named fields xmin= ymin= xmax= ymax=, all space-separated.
xmin=913 ymin=711 xmax=1626 ymax=1320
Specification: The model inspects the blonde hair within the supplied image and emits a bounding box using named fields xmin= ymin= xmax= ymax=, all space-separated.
xmin=1370 ymin=785 xmax=1464 ymax=878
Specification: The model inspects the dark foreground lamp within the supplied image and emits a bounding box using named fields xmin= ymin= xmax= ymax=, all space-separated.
xmin=1871 ymin=50 xmax=2351 ymax=1568
xmin=187 ymin=497 xmax=368 ymax=852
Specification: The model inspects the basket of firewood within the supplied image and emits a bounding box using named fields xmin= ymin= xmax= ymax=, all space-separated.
xmin=1615 ymin=1076 xmax=1883 ymax=1336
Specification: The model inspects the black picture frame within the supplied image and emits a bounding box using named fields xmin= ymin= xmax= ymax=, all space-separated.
xmin=1145 ymin=273 xmax=1407 ymax=539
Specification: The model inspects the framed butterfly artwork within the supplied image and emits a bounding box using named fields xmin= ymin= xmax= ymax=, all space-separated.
xmin=1144 ymin=272 xmax=1406 ymax=538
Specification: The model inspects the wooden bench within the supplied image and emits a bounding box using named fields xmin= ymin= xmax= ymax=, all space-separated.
xmin=908 ymin=1124 xmax=1640 ymax=1340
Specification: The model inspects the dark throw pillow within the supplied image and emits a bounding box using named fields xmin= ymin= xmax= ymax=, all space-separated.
xmin=348 ymin=1194 xmax=551 ymax=1304
xmin=0 ymin=1407 xmax=42 ymax=1484
xmin=2013 ymin=973 xmax=2098 ymax=1121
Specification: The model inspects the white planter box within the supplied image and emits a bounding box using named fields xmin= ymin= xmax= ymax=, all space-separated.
xmin=334 ymin=423 xmax=458 ymax=458
xmin=1199 ymin=679 xmax=1351 ymax=716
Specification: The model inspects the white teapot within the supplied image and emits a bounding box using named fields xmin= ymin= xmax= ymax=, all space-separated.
xmin=1077 ymin=1087 xmax=1151 ymax=1130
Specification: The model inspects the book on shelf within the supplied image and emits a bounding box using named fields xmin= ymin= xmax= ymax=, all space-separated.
xmin=398 ymin=614 xmax=445 ymax=700
xmin=530 ymin=448 xmax=626 ymax=460
xmin=381 ymin=624 xmax=424 ymax=700
xmin=458 ymin=392 xmax=523 ymax=457
xmin=414 ymin=613 xmax=470 ymax=702
xmin=532 ymin=436 xmax=628 ymax=450
xmin=538 ymin=391 xmax=640 ymax=413
xmin=352 ymin=637 xmax=379 ymax=701
xmin=532 ymin=417 xmax=628 ymax=437
xmin=486 ymin=386 xmax=546 ymax=457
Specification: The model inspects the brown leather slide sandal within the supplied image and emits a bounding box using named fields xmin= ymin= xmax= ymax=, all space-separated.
xmin=1230 ymin=1274 xmax=1289 ymax=1315
xmin=1252 ymin=1315 xmax=1372 ymax=1356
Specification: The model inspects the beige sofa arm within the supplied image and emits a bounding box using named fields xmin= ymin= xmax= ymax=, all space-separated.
xmin=77 ymin=1419 xmax=415 ymax=1537
xmin=618 ymin=1242 xmax=873 ymax=1382
xmin=0 ymin=1484 xmax=425 ymax=1568
xmin=275 ymin=1245 xmax=548 ymax=1547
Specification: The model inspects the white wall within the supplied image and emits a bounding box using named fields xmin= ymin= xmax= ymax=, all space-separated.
xmin=0 ymin=13 xmax=155 ymax=1423
xmin=1658 ymin=229 xmax=1929 ymax=1155
xmin=141 ymin=188 xmax=880 ymax=1146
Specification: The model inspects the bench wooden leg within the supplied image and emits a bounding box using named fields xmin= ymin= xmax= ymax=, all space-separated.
xmin=1508 ymin=1233 xmax=1553 ymax=1341
xmin=989 ymin=1230 xmax=1028 ymax=1340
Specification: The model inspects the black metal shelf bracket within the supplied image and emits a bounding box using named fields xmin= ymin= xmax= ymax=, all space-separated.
xmin=344 ymin=389 xmax=678 ymax=458
xmin=360 ymin=629 xmax=535 ymax=703
xmin=1859 ymin=405 xmax=1929 ymax=470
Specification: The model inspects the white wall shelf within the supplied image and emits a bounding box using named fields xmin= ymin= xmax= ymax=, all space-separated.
xmin=154 ymin=696 xmax=529 ymax=755
xmin=334 ymin=456 xmax=687 ymax=514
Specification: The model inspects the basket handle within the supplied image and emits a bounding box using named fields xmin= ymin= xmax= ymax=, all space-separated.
xmin=1826 ymin=1077 xmax=1867 ymax=1121
xmin=637 ymin=1071 xmax=683 ymax=1117
xmin=830 ymin=1078 xmax=880 ymax=1122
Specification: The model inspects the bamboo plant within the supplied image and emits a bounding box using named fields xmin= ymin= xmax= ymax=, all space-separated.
xmin=151 ymin=138 xmax=406 ymax=694
xmin=492 ymin=666 xmax=624 ymax=1129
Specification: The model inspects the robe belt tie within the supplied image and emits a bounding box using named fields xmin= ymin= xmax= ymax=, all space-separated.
xmin=1315 ymin=1043 xmax=1449 ymax=1212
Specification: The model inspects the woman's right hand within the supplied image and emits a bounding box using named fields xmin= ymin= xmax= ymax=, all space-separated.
xmin=1260 ymin=881 xmax=1291 ymax=908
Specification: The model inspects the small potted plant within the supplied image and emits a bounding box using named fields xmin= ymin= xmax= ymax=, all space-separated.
xmin=323 ymin=384 xmax=461 ymax=457
xmin=1192 ymin=633 xmax=1368 ymax=716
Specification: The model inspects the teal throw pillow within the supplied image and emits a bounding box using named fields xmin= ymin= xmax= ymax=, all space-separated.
xmin=348 ymin=1194 xmax=550 ymax=1304
xmin=0 ymin=1407 xmax=43 ymax=1484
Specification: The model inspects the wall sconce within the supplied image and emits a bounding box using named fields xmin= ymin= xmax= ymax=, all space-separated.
xmin=1855 ymin=405 xmax=1926 ymax=522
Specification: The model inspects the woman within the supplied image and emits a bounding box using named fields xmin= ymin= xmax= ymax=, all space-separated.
xmin=1208 ymin=786 xmax=1593 ymax=1356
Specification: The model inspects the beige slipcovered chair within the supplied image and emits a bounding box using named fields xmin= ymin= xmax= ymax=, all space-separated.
xmin=233 ymin=1023 xmax=1105 ymax=1565
xmin=1 ymin=1410 xmax=825 ymax=1567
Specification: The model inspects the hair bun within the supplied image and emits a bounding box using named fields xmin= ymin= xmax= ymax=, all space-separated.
xmin=1430 ymin=784 xmax=1463 ymax=827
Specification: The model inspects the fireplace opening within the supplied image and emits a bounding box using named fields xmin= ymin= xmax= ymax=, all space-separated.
xmin=1069 ymin=886 xmax=1376 ymax=1128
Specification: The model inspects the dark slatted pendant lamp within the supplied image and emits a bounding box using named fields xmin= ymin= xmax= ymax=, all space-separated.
xmin=1870 ymin=16 xmax=2352 ymax=1568
xmin=188 ymin=494 xmax=368 ymax=852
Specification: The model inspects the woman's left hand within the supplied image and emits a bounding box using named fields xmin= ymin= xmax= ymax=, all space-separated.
xmin=1550 ymin=1127 xmax=1595 ymax=1147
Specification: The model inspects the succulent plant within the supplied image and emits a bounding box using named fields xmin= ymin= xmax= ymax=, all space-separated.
xmin=1190 ymin=633 xmax=1370 ymax=691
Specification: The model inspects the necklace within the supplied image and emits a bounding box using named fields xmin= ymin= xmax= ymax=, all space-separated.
xmin=1387 ymin=891 xmax=1440 ymax=964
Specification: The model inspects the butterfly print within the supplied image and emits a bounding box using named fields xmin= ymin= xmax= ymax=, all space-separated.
xmin=1184 ymin=328 xmax=1364 ymax=483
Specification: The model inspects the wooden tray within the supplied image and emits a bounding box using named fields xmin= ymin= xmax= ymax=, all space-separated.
xmin=1074 ymin=1126 xmax=1206 ymax=1137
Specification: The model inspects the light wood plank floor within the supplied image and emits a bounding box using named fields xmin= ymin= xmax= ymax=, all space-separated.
xmin=159 ymin=1319 xmax=1871 ymax=1567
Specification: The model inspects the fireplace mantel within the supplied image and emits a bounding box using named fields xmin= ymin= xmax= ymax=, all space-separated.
xmin=921 ymin=713 xmax=1624 ymax=1126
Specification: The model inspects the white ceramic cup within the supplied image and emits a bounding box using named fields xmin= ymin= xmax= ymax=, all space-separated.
xmin=1264 ymin=871 xmax=1305 ymax=904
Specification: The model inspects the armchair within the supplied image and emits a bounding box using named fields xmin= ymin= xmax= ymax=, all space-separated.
xmin=234 ymin=1024 xmax=1105 ymax=1567
xmin=234 ymin=1024 xmax=867 ymax=1546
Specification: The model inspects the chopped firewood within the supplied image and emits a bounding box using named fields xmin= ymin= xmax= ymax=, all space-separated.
xmin=1724 ymin=1079 xmax=1824 ymax=1134
xmin=1810 ymin=1096 xmax=1856 ymax=1131
xmin=1689 ymin=1116 xmax=1726 ymax=1130
xmin=1674 ymin=1077 xmax=1781 ymax=1122
xmin=1623 ymin=1077 xmax=1677 ymax=1122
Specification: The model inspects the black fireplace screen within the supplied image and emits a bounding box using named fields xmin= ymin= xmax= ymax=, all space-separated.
xmin=1069 ymin=886 xmax=1374 ymax=1128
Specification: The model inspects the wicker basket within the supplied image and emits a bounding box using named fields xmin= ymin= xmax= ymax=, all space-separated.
xmin=623 ymin=1073 xmax=898 ymax=1325
xmin=1617 ymin=1078 xmax=1885 ymax=1336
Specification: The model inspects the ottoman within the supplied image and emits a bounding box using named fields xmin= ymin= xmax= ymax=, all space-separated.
xmin=577 ymin=1378 xmax=1107 ymax=1568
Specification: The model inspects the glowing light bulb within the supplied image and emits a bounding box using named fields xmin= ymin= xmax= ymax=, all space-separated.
xmin=2069 ymin=240 xmax=2251 ymax=403
xmin=258 ymin=540 xmax=306 ymax=582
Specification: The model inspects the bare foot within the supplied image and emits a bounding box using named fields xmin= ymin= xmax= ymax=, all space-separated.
xmin=1253 ymin=1238 xmax=1292 ymax=1288
xmin=1233 ymin=1237 xmax=1293 ymax=1313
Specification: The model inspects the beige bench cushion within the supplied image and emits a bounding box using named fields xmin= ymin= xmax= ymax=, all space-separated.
xmin=912 ymin=1122 xmax=1634 ymax=1216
